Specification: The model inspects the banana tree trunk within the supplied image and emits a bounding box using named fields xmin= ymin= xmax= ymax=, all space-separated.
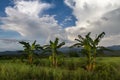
xmin=86 ymin=50 xmax=96 ymax=71
xmin=28 ymin=54 xmax=33 ymax=64
xmin=86 ymin=49 xmax=96 ymax=71
xmin=52 ymin=52 xmax=55 ymax=67
xmin=92 ymin=50 xmax=97 ymax=70
xmin=86 ymin=55 xmax=92 ymax=71
xmin=52 ymin=52 xmax=57 ymax=67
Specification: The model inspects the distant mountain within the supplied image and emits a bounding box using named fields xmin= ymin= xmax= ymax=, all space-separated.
xmin=0 ymin=45 xmax=120 ymax=56
xmin=0 ymin=51 xmax=23 ymax=56
xmin=60 ymin=45 xmax=120 ymax=53
xmin=107 ymin=45 xmax=120 ymax=50
xmin=58 ymin=47 xmax=81 ymax=53
xmin=0 ymin=47 xmax=81 ymax=56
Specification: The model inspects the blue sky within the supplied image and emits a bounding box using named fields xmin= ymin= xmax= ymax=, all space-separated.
xmin=0 ymin=0 xmax=76 ymax=39
xmin=37 ymin=0 xmax=77 ymax=28
xmin=0 ymin=0 xmax=19 ymax=39
xmin=0 ymin=0 xmax=120 ymax=51
xmin=0 ymin=0 xmax=14 ymax=17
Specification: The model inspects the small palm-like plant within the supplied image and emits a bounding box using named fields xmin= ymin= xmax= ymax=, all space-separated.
xmin=19 ymin=40 xmax=42 ymax=64
xmin=71 ymin=32 xmax=105 ymax=71
xmin=43 ymin=38 xmax=65 ymax=67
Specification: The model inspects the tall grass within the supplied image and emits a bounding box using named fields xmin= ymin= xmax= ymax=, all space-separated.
xmin=0 ymin=57 xmax=119 ymax=80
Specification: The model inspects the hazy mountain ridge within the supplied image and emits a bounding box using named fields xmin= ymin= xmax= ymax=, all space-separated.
xmin=107 ymin=45 xmax=120 ymax=50
xmin=0 ymin=45 xmax=120 ymax=56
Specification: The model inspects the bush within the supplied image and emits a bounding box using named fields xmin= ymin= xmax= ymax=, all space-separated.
xmin=68 ymin=52 xmax=80 ymax=57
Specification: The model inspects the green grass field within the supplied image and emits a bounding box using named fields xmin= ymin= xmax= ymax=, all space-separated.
xmin=0 ymin=57 xmax=120 ymax=80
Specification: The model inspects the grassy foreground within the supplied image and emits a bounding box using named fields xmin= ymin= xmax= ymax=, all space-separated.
xmin=0 ymin=57 xmax=120 ymax=80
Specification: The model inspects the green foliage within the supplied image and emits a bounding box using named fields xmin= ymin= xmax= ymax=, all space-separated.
xmin=0 ymin=57 xmax=120 ymax=80
xmin=19 ymin=40 xmax=42 ymax=64
xmin=68 ymin=51 xmax=80 ymax=57
xmin=71 ymin=32 xmax=106 ymax=71
xmin=43 ymin=38 xmax=65 ymax=67
xmin=3 ymin=31 xmax=119 ymax=79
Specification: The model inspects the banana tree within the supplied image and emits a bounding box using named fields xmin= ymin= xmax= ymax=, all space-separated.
xmin=71 ymin=32 xmax=105 ymax=71
xmin=43 ymin=38 xmax=65 ymax=67
xmin=86 ymin=32 xmax=105 ymax=70
xmin=19 ymin=40 xmax=42 ymax=64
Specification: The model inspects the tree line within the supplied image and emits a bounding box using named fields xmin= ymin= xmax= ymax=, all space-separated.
xmin=19 ymin=32 xmax=110 ymax=71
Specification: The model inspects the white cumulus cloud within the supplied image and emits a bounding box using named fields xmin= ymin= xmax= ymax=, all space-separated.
xmin=0 ymin=0 xmax=67 ymax=51
xmin=64 ymin=0 xmax=120 ymax=46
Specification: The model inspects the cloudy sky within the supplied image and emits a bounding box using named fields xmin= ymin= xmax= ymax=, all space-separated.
xmin=0 ymin=0 xmax=120 ymax=51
